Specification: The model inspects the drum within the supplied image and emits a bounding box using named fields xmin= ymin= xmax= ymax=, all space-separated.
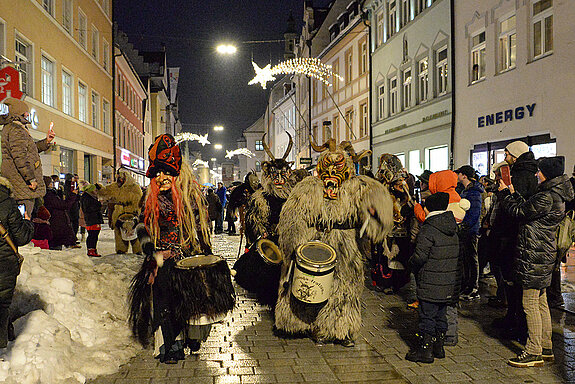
xmin=291 ymin=241 xmax=337 ymax=304
xmin=233 ymin=238 xmax=283 ymax=306
xmin=175 ymin=254 xmax=223 ymax=270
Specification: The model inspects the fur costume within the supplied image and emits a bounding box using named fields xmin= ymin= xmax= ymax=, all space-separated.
xmin=235 ymin=133 xmax=294 ymax=306
xmin=274 ymin=139 xmax=393 ymax=343
xmin=129 ymin=135 xmax=235 ymax=363
xmin=98 ymin=170 xmax=142 ymax=254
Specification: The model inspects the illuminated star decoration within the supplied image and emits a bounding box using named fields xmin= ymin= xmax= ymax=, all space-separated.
xmin=248 ymin=58 xmax=344 ymax=89
xmin=247 ymin=62 xmax=276 ymax=89
xmin=192 ymin=159 xmax=209 ymax=168
xmin=174 ymin=132 xmax=211 ymax=146
xmin=225 ymin=148 xmax=256 ymax=159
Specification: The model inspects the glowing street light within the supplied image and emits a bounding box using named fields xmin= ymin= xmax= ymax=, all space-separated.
xmin=211 ymin=158 xmax=217 ymax=162
xmin=216 ymin=44 xmax=237 ymax=55
xmin=214 ymin=144 xmax=223 ymax=150
xmin=213 ymin=125 xmax=224 ymax=131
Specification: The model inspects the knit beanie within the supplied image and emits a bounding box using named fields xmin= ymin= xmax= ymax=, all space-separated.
xmin=82 ymin=183 xmax=97 ymax=193
xmin=425 ymin=192 xmax=449 ymax=212
xmin=538 ymin=156 xmax=564 ymax=180
xmin=36 ymin=206 xmax=51 ymax=220
xmin=3 ymin=97 xmax=29 ymax=117
xmin=505 ymin=141 xmax=529 ymax=158
xmin=417 ymin=170 xmax=433 ymax=184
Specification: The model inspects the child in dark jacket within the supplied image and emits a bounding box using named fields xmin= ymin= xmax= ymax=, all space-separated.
xmin=80 ymin=184 xmax=104 ymax=257
xmin=406 ymin=192 xmax=459 ymax=364
xmin=31 ymin=206 xmax=52 ymax=249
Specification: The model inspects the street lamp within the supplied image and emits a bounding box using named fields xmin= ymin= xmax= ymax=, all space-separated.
xmin=211 ymin=158 xmax=217 ymax=162
xmin=216 ymin=44 xmax=237 ymax=55
xmin=213 ymin=125 xmax=224 ymax=131
xmin=214 ymin=144 xmax=223 ymax=150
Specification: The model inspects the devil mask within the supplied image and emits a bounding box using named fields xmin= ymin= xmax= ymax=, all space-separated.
xmin=260 ymin=132 xmax=294 ymax=199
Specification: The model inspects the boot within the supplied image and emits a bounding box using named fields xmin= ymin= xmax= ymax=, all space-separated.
xmin=87 ymin=249 xmax=101 ymax=257
xmin=433 ymin=332 xmax=445 ymax=358
xmin=405 ymin=333 xmax=434 ymax=363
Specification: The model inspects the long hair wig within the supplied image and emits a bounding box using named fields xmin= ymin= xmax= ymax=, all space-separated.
xmin=143 ymin=162 xmax=211 ymax=252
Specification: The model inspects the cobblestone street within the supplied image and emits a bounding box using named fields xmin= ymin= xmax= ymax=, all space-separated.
xmin=89 ymin=233 xmax=575 ymax=384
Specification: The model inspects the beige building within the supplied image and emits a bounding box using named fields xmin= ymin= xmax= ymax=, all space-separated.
xmin=0 ymin=0 xmax=114 ymax=183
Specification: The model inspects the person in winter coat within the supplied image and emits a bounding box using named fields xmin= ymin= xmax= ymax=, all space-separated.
xmin=97 ymin=169 xmax=142 ymax=254
xmin=455 ymin=165 xmax=484 ymax=301
xmin=500 ymin=156 xmax=574 ymax=367
xmin=505 ymin=141 xmax=538 ymax=199
xmin=80 ymin=184 xmax=104 ymax=257
xmin=406 ymin=192 xmax=459 ymax=364
xmin=31 ymin=206 xmax=52 ymax=249
xmin=0 ymin=98 xmax=55 ymax=216
xmin=0 ymin=176 xmax=34 ymax=348
xmin=206 ymin=189 xmax=222 ymax=233
xmin=215 ymin=182 xmax=227 ymax=233
xmin=42 ymin=176 xmax=79 ymax=250
xmin=64 ymin=173 xmax=81 ymax=243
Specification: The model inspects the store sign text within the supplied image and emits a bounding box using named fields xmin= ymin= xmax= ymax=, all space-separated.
xmin=478 ymin=103 xmax=536 ymax=128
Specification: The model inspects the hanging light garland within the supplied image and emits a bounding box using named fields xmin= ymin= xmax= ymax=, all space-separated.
xmin=174 ymin=132 xmax=211 ymax=146
xmin=225 ymin=148 xmax=256 ymax=159
xmin=249 ymin=58 xmax=344 ymax=89
xmin=192 ymin=159 xmax=210 ymax=168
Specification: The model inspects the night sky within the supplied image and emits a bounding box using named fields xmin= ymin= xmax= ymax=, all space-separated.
xmin=114 ymin=0 xmax=305 ymax=162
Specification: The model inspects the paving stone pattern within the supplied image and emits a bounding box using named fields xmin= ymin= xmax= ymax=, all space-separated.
xmin=89 ymin=234 xmax=575 ymax=384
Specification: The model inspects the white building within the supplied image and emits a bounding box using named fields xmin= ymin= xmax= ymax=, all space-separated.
xmin=367 ymin=0 xmax=452 ymax=176
xmin=269 ymin=76 xmax=297 ymax=163
xmin=237 ymin=115 xmax=265 ymax=180
xmin=453 ymin=0 xmax=573 ymax=174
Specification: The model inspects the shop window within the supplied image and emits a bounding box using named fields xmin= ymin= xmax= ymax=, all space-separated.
xmin=499 ymin=15 xmax=517 ymax=72
xmin=409 ymin=150 xmax=422 ymax=176
xmin=425 ymin=145 xmax=448 ymax=172
xmin=470 ymin=31 xmax=486 ymax=83
xmin=531 ymin=142 xmax=556 ymax=158
xmin=532 ymin=0 xmax=553 ymax=59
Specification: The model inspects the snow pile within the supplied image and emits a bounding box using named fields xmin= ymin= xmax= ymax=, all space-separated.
xmin=0 ymin=230 xmax=143 ymax=384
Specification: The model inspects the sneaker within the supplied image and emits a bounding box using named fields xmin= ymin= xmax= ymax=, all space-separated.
xmin=465 ymin=289 xmax=480 ymax=301
xmin=459 ymin=288 xmax=472 ymax=300
xmin=508 ymin=351 xmax=544 ymax=367
xmin=542 ymin=348 xmax=554 ymax=362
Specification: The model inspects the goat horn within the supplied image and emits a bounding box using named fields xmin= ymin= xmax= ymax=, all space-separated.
xmin=327 ymin=138 xmax=337 ymax=152
xmin=261 ymin=133 xmax=275 ymax=159
xmin=309 ymin=135 xmax=327 ymax=152
xmin=353 ymin=149 xmax=372 ymax=163
xmin=283 ymin=131 xmax=293 ymax=160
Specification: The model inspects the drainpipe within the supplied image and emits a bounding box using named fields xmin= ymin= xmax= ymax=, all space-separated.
xmin=449 ymin=0 xmax=456 ymax=170
xmin=362 ymin=5 xmax=373 ymax=170
xmin=307 ymin=39 xmax=312 ymax=159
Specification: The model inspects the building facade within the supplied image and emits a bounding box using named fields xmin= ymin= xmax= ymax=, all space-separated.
xmin=367 ymin=0 xmax=452 ymax=176
xmin=453 ymin=0 xmax=572 ymax=174
xmin=269 ymin=76 xmax=297 ymax=163
xmin=0 ymin=0 xmax=114 ymax=183
xmin=237 ymin=115 xmax=265 ymax=180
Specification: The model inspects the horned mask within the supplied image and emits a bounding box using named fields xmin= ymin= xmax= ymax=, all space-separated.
xmin=311 ymin=137 xmax=370 ymax=200
xmin=261 ymin=132 xmax=294 ymax=198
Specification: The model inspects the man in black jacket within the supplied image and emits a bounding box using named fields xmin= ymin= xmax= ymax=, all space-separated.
xmin=500 ymin=156 xmax=574 ymax=367
xmin=406 ymin=192 xmax=459 ymax=364
xmin=0 ymin=176 xmax=34 ymax=347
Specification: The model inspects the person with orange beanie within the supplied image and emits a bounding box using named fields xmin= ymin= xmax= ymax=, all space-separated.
xmin=414 ymin=170 xmax=469 ymax=224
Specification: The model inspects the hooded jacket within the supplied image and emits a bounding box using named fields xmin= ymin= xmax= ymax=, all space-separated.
xmin=459 ymin=180 xmax=484 ymax=234
xmin=409 ymin=211 xmax=460 ymax=303
xmin=414 ymin=170 xmax=468 ymax=223
xmin=1 ymin=120 xmax=51 ymax=200
xmin=0 ymin=176 xmax=34 ymax=280
xmin=502 ymin=174 xmax=575 ymax=289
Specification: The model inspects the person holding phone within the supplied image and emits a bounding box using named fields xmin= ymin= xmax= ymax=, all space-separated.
xmin=0 ymin=176 xmax=34 ymax=348
xmin=0 ymin=98 xmax=55 ymax=216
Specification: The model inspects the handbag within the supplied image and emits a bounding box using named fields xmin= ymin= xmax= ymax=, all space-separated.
xmin=0 ymin=221 xmax=24 ymax=268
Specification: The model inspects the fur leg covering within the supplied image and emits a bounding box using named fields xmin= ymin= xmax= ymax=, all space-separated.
xmin=128 ymin=259 xmax=153 ymax=347
xmin=114 ymin=228 xmax=129 ymax=253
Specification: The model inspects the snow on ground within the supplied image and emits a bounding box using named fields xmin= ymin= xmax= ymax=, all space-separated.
xmin=0 ymin=228 xmax=143 ymax=384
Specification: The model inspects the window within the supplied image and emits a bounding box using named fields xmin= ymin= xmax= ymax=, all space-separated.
xmin=402 ymin=68 xmax=412 ymax=110
xmin=91 ymin=26 xmax=99 ymax=61
xmin=322 ymin=121 xmax=331 ymax=140
xmin=359 ymin=41 xmax=367 ymax=75
xmin=388 ymin=1 xmax=397 ymax=38
xmin=255 ymin=161 xmax=261 ymax=172
xmin=103 ymin=100 xmax=110 ymax=134
xmin=389 ymin=76 xmax=398 ymax=115
xmin=425 ymin=145 xmax=449 ymax=172
xmin=359 ymin=103 xmax=368 ymax=137
xmin=345 ymin=49 xmax=353 ymax=83
xmin=332 ymin=60 xmax=340 ymax=91
xmin=377 ymin=12 xmax=384 ymax=46
xmin=409 ymin=150 xmax=422 ymax=176
xmin=417 ymin=0 xmax=428 ymax=15
xmin=333 ymin=115 xmax=340 ymax=142
xmin=103 ymin=40 xmax=110 ymax=71
xmin=499 ymin=15 xmax=516 ymax=71
xmin=41 ymin=55 xmax=55 ymax=107
xmin=418 ymin=57 xmax=429 ymax=102
xmin=78 ymin=10 xmax=87 ymax=49
xmin=395 ymin=153 xmax=405 ymax=167
xmin=470 ymin=31 xmax=486 ymax=82
xmin=436 ymin=47 xmax=448 ymax=95
xmin=532 ymin=0 xmax=553 ymax=58
xmin=43 ymin=0 xmax=54 ymax=16
xmin=62 ymin=70 xmax=72 ymax=115
xmin=15 ymin=38 xmax=31 ymax=94
xmin=344 ymin=109 xmax=354 ymax=140
xmin=62 ymin=0 xmax=73 ymax=33
xmin=101 ymin=0 xmax=110 ymax=16
xmin=255 ymin=140 xmax=263 ymax=151
xmin=378 ymin=84 xmax=385 ymax=119
xmin=78 ymin=82 xmax=87 ymax=123
xmin=401 ymin=0 xmax=411 ymax=27
xmin=91 ymin=92 xmax=99 ymax=129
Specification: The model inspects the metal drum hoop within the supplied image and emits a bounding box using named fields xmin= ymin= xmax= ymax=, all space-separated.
xmin=256 ymin=238 xmax=283 ymax=265
xmin=175 ymin=254 xmax=224 ymax=270
xmin=296 ymin=241 xmax=337 ymax=270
